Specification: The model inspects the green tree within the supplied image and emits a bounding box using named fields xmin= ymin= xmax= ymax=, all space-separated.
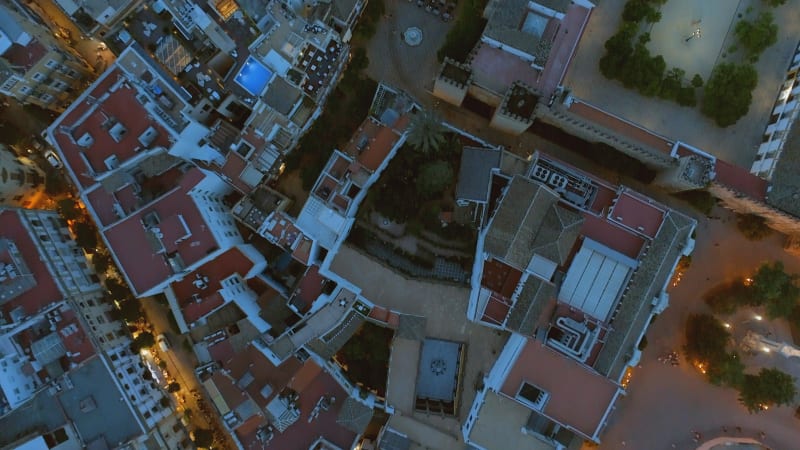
xmin=702 ymin=63 xmax=758 ymax=127
xmin=707 ymin=352 xmax=745 ymax=387
xmin=348 ymin=46 xmax=369 ymax=74
xmin=599 ymin=23 xmax=637 ymax=79
xmin=416 ymin=161 xmax=454 ymax=199
xmin=407 ymin=109 xmax=446 ymax=155
xmin=763 ymin=0 xmax=787 ymax=6
xmin=105 ymin=277 xmax=133 ymax=301
xmin=167 ymin=382 xmax=181 ymax=393
xmin=739 ymin=368 xmax=796 ymax=413
xmin=736 ymin=213 xmax=772 ymax=241
xmin=622 ymin=0 xmax=661 ymax=23
xmin=57 ymin=199 xmax=80 ymax=220
xmin=74 ymin=221 xmax=97 ymax=251
xmin=735 ymin=12 xmax=778 ymax=58
xmin=704 ymin=278 xmax=752 ymax=314
xmin=684 ymin=313 xmax=730 ymax=365
xmin=691 ymin=74 xmax=704 ymax=88
xmin=112 ymin=297 xmax=142 ymax=323
xmin=751 ymin=261 xmax=800 ymax=319
xmin=130 ymin=332 xmax=155 ymax=353
xmin=194 ymin=428 xmax=214 ymax=449
xmin=92 ymin=252 xmax=111 ymax=274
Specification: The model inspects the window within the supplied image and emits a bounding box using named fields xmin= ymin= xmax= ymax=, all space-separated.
xmin=19 ymin=86 xmax=31 ymax=94
xmin=45 ymin=59 xmax=57 ymax=68
xmin=32 ymin=72 xmax=44 ymax=81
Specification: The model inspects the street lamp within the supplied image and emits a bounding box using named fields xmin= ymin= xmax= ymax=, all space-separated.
xmin=754 ymin=315 xmax=763 ymax=321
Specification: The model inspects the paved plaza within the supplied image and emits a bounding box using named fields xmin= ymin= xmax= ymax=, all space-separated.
xmin=331 ymin=244 xmax=507 ymax=437
xmin=364 ymin=0 xmax=453 ymax=101
xmin=564 ymin=0 xmax=800 ymax=168
xmin=601 ymin=206 xmax=800 ymax=450
xmin=647 ymin=0 xmax=738 ymax=80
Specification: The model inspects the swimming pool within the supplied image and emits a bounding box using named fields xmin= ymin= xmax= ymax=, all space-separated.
xmin=235 ymin=56 xmax=273 ymax=96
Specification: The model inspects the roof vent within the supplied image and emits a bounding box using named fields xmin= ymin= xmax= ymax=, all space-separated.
xmin=109 ymin=122 xmax=128 ymax=143
xmin=138 ymin=126 xmax=158 ymax=147
xmin=76 ymin=132 xmax=94 ymax=147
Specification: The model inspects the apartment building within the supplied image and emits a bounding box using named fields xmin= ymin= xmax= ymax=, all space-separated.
xmin=0 ymin=3 xmax=93 ymax=112
xmin=0 ymin=145 xmax=45 ymax=208
xmin=461 ymin=152 xmax=695 ymax=448
xmin=0 ymin=207 xmax=191 ymax=449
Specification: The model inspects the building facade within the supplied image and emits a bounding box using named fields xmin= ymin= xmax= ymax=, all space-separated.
xmin=0 ymin=4 xmax=93 ymax=112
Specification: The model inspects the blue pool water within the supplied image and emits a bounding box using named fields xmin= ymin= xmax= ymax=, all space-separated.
xmin=235 ymin=57 xmax=273 ymax=96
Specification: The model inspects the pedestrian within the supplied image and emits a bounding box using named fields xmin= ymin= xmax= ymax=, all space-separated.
xmin=759 ymin=431 xmax=766 ymax=440
xmin=722 ymin=426 xmax=728 ymax=433
xmin=736 ymin=426 xmax=742 ymax=433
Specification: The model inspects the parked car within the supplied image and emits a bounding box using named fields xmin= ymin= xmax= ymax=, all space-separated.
xmin=44 ymin=150 xmax=62 ymax=168
xmin=156 ymin=334 xmax=170 ymax=352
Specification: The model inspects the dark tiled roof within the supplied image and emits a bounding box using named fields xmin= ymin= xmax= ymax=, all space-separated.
xmin=505 ymin=276 xmax=556 ymax=335
xmin=593 ymin=212 xmax=695 ymax=378
xmin=455 ymin=147 xmax=501 ymax=202
xmin=336 ymin=397 xmax=373 ymax=434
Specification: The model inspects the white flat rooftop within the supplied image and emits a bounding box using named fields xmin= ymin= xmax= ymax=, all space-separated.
xmin=558 ymin=238 xmax=634 ymax=321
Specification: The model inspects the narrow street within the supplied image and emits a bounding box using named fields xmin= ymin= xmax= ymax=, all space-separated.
xmin=139 ymin=298 xmax=237 ymax=449
xmin=26 ymin=0 xmax=115 ymax=72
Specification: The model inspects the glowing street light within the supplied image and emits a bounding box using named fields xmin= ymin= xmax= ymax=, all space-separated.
xmin=754 ymin=315 xmax=763 ymax=321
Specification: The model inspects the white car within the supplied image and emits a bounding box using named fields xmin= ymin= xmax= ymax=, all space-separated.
xmin=44 ymin=150 xmax=62 ymax=169
xmin=156 ymin=334 xmax=170 ymax=352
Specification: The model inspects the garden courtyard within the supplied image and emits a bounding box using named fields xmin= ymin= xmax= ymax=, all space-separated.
xmin=563 ymin=0 xmax=800 ymax=168
xmin=646 ymin=0 xmax=738 ymax=80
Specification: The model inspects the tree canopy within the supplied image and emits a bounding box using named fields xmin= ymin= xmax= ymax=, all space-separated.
xmin=736 ymin=213 xmax=772 ymax=241
xmin=416 ymin=161 xmax=454 ymax=199
xmin=406 ymin=109 xmax=446 ymax=156
xmin=193 ymin=428 xmax=214 ymax=449
xmin=130 ymin=332 xmax=155 ymax=353
xmin=735 ymin=12 xmax=778 ymax=59
xmin=74 ymin=221 xmax=97 ymax=251
xmin=701 ymin=63 xmax=758 ymax=127
xmin=750 ymin=261 xmax=800 ymax=319
xmin=739 ymin=368 xmax=796 ymax=413
xmin=684 ymin=313 xmax=730 ymax=364
xmin=57 ymin=199 xmax=80 ymax=220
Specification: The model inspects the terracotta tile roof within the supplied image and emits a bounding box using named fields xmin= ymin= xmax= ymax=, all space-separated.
xmin=171 ymin=247 xmax=256 ymax=303
xmin=539 ymin=5 xmax=592 ymax=96
xmin=343 ymin=119 xmax=399 ymax=172
xmin=0 ymin=210 xmax=62 ymax=322
xmin=610 ymin=190 xmax=665 ymax=238
xmin=470 ymin=44 xmax=541 ymax=94
xmin=57 ymin=308 xmax=95 ymax=364
xmin=265 ymin=367 xmax=357 ymax=450
xmin=714 ymin=159 xmax=767 ymax=201
xmin=52 ymin=71 xmax=172 ymax=188
xmin=225 ymin=346 xmax=302 ymax=408
xmin=291 ymin=265 xmax=327 ymax=313
xmin=85 ymin=186 xmax=119 ymax=226
xmin=3 ymin=41 xmax=48 ymax=71
xmin=182 ymin=292 xmax=225 ymax=324
xmin=500 ymin=338 xmax=619 ymax=438
xmin=207 ymin=337 xmax=236 ymax=365
xmin=579 ymin=214 xmax=645 ymax=260
xmin=102 ymin=169 xmax=218 ymax=295
xmin=568 ymin=100 xmax=673 ymax=154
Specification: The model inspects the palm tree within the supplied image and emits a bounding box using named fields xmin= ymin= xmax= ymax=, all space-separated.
xmin=406 ymin=109 xmax=446 ymax=155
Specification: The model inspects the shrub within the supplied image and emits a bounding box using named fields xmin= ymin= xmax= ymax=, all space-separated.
xmin=736 ymin=213 xmax=772 ymax=241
